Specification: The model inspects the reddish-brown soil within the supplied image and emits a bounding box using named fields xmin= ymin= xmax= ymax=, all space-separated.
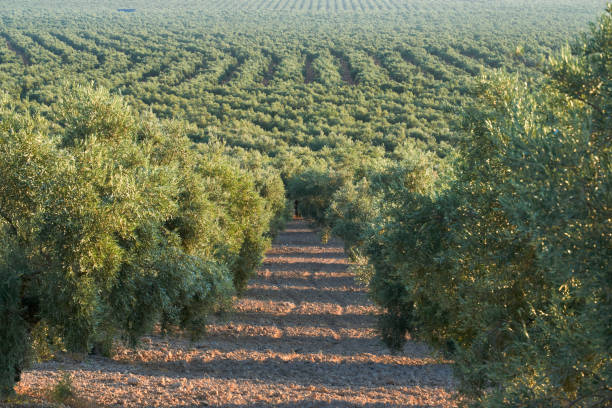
xmin=15 ymin=220 xmax=456 ymax=407
xmin=1 ymin=35 xmax=31 ymax=66
xmin=337 ymin=58 xmax=355 ymax=85
xmin=303 ymin=55 xmax=315 ymax=84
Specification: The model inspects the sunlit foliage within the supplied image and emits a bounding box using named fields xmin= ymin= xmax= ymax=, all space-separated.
xmin=0 ymin=86 xmax=285 ymax=396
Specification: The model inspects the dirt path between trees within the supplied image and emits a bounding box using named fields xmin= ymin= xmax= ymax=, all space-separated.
xmin=16 ymin=220 xmax=456 ymax=407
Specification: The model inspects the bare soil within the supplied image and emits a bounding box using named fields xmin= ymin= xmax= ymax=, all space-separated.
xmin=16 ymin=220 xmax=456 ymax=407
xmin=1 ymin=34 xmax=31 ymax=66
xmin=303 ymin=55 xmax=315 ymax=84
xmin=336 ymin=57 xmax=355 ymax=85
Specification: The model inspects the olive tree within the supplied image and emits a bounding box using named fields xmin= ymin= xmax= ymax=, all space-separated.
xmin=365 ymin=6 xmax=611 ymax=406
xmin=0 ymin=85 xmax=281 ymax=396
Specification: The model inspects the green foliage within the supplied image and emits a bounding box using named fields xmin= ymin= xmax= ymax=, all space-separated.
xmin=288 ymin=166 xmax=348 ymax=225
xmin=0 ymin=84 xmax=280 ymax=396
xmin=327 ymin=178 xmax=377 ymax=259
xmin=0 ymin=0 xmax=599 ymax=170
xmin=0 ymin=234 xmax=28 ymax=397
xmin=363 ymin=6 xmax=611 ymax=407
xmin=364 ymin=146 xmax=453 ymax=350
xmin=195 ymin=151 xmax=270 ymax=294
xmin=243 ymin=153 xmax=292 ymax=238
xmin=0 ymin=1 xmax=607 ymax=405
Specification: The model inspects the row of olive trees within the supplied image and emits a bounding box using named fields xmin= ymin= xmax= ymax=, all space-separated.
xmin=0 ymin=85 xmax=288 ymax=396
xmin=290 ymin=6 xmax=610 ymax=407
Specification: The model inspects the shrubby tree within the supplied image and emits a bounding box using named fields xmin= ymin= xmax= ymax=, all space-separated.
xmin=325 ymin=140 xmax=447 ymax=260
xmin=237 ymin=150 xmax=292 ymax=238
xmin=194 ymin=145 xmax=269 ymax=295
xmin=365 ymin=6 xmax=611 ymax=407
xmin=326 ymin=178 xmax=377 ymax=259
xmin=0 ymin=85 xmax=282 ymax=396
xmin=288 ymin=166 xmax=348 ymax=225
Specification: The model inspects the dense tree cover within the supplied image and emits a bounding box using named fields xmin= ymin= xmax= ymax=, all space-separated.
xmin=0 ymin=85 xmax=288 ymax=396
xmin=0 ymin=0 xmax=609 ymax=404
xmin=0 ymin=0 xmax=604 ymax=171
xmin=302 ymin=6 xmax=611 ymax=407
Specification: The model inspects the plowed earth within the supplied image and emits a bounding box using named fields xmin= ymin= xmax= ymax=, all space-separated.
xmin=16 ymin=220 xmax=456 ymax=407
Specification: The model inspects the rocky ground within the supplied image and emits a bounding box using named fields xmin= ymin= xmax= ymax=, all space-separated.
xmin=14 ymin=220 xmax=457 ymax=407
